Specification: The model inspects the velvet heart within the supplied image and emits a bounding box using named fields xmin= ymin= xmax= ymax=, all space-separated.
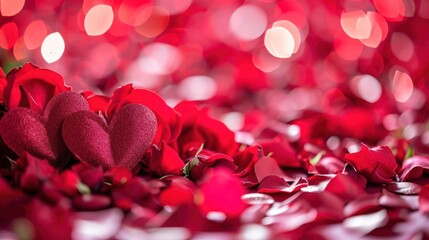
xmin=61 ymin=103 xmax=157 ymax=170
xmin=0 ymin=92 xmax=89 ymax=165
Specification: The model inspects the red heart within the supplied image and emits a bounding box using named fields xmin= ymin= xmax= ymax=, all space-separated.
xmin=61 ymin=103 xmax=157 ymax=170
xmin=0 ymin=92 xmax=89 ymax=164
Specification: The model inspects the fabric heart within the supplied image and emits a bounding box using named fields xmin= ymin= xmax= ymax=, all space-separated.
xmin=0 ymin=92 xmax=89 ymax=164
xmin=61 ymin=103 xmax=157 ymax=170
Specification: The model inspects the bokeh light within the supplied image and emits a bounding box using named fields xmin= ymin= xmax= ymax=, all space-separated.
xmin=0 ymin=21 xmax=18 ymax=49
xmin=24 ymin=20 xmax=48 ymax=50
xmin=0 ymin=0 xmax=25 ymax=17
xmin=350 ymin=74 xmax=382 ymax=103
xmin=264 ymin=26 xmax=295 ymax=59
xmin=391 ymin=69 xmax=413 ymax=103
xmin=1 ymin=0 xmax=429 ymax=238
xmin=390 ymin=32 xmax=414 ymax=62
xmin=0 ymin=0 xmax=427 ymax=140
xmin=178 ymin=75 xmax=217 ymax=101
xmin=41 ymin=32 xmax=65 ymax=63
xmin=84 ymin=5 xmax=114 ymax=36
xmin=229 ymin=4 xmax=267 ymax=41
xmin=341 ymin=10 xmax=372 ymax=40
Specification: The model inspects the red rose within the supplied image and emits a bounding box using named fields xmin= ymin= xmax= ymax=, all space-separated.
xmin=81 ymin=91 xmax=110 ymax=113
xmin=183 ymin=146 xmax=236 ymax=181
xmin=3 ymin=63 xmax=70 ymax=113
xmin=174 ymin=101 xmax=239 ymax=156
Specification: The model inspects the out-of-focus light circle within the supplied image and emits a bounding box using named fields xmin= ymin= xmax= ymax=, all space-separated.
xmin=0 ymin=21 xmax=18 ymax=49
xmin=252 ymin=45 xmax=281 ymax=73
xmin=383 ymin=114 xmax=399 ymax=131
xmin=326 ymin=136 xmax=340 ymax=150
xmin=286 ymin=124 xmax=300 ymax=141
xmin=373 ymin=0 xmax=409 ymax=21
xmin=359 ymin=12 xmax=388 ymax=48
xmin=0 ymin=0 xmax=25 ymax=16
xmin=135 ymin=6 xmax=169 ymax=38
xmin=222 ymin=112 xmax=244 ymax=131
xmin=392 ymin=70 xmax=413 ymax=103
xmin=123 ymin=63 xmax=162 ymax=89
xmin=155 ymin=0 xmax=192 ymax=15
xmin=41 ymin=32 xmax=65 ymax=63
xmin=401 ymin=89 xmax=426 ymax=110
xmin=390 ymin=32 xmax=414 ymax=62
xmin=272 ymin=20 xmax=301 ymax=53
xmin=419 ymin=1 xmax=429 ymax=19
xmin=264 ymin=27 xmax=295 ymax=58
xmin=350 ymin=74 xmax=382 ymax=103
xmin=142 ymin=43 xmax=181 ymax=75
xmin=229 ymin=4 xmax=267 ymax=41
xmin=334 ymin=34 xmax=363 ymax=61
xmin=118 ymin=0 xmax=151 ymax=26
xmin=24 ymin=20 xmax=48 ymax=49
xmin=84 ymin=4 xmax=114 ymax=36
xmin=340 ymin=10 xmax=372 ymax=40
xmin=178 ymin=75 xmax=217 ymax=101
xmin=13 ymin=37 xmax=27 ymax=61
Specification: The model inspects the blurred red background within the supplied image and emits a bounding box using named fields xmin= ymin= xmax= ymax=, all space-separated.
xmin=1 ymin=0 xmax=429 ymax=149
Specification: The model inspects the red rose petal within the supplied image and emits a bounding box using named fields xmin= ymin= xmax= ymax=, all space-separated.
xmin=149 ymin=141 xmax=185 ymax=177
xmin=198 ymin=168 xmax=247 ymax=217
xmin=385 ymin=182 xmax=422 ymax=195
xmin=344 ymin=143 xmax=397 ymax=184
xmin=400 ymin=155 xmax=429 ymax=181
xmin=325 ymin=174 xmax=365 ymax=201
xmin=344 ymin=194 xmax=382 ymax=217
xmin=258 ymin=175 xmax=307 ymax=193
xmin=419 ymin=186 xmax=429 ymax=214
xmin=73 ymin=194 xmax=111 ymax=211
xmin=259 ymin=136 xmax=300 ymax=168
xmin=254 ymin=156 xmax=285 ymax=183
xmin=158 ymin=176 xmax=195 ymax=207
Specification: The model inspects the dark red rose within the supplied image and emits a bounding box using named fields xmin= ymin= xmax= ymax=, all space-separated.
xmin=3 ymin=63 xmax=70 ymax=113
xmin=14 ymin=153 xmax=56 ymax=194
xmin=233 ymin=145 xmax=263 ymax=186
xmin=258 ymin=135 xmax=300 ymax=168
xmin=174 ymin=101 xmax=239 ymax=156
xmin=148 ymin=141 xmax=185 ymax=177
xmin=51 ymin=170 xmax=80 ymax=197
xmin=344 ymin=143 xmax=397 ymax=184
xmin=25 ymin=199 xmax=73 ymax=240
xmin=105 ymin=167 xmax=133 ymax=186
xmin=106 ymin=84 xmax=182 ymax=146
xmin=112 ymin=178 xmax=162 ymax=211
xmin=183 ymin=146 xmax=236 ymax=181
xmin=158 ymin=176 xmax=196 ymax=207
xmin=81 ymin=91 xmax=110 ymax=113
xmin=71 ymin=163 xmax=104 ymax=193
xmin=399 ymin=155 xmax=429 ymax=181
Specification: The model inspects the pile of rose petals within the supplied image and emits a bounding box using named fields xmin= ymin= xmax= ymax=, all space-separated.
xmin=1 ymin=1 xmax=429 ymax=239
xmin=0 ymin=63 xmax=428 ymax=239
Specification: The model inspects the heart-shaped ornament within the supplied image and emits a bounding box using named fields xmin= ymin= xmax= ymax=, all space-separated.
xmin=0 ymin=92 xmax=90 ymax=164
xmin=61 ymin=103 xmax=157 ymax=170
